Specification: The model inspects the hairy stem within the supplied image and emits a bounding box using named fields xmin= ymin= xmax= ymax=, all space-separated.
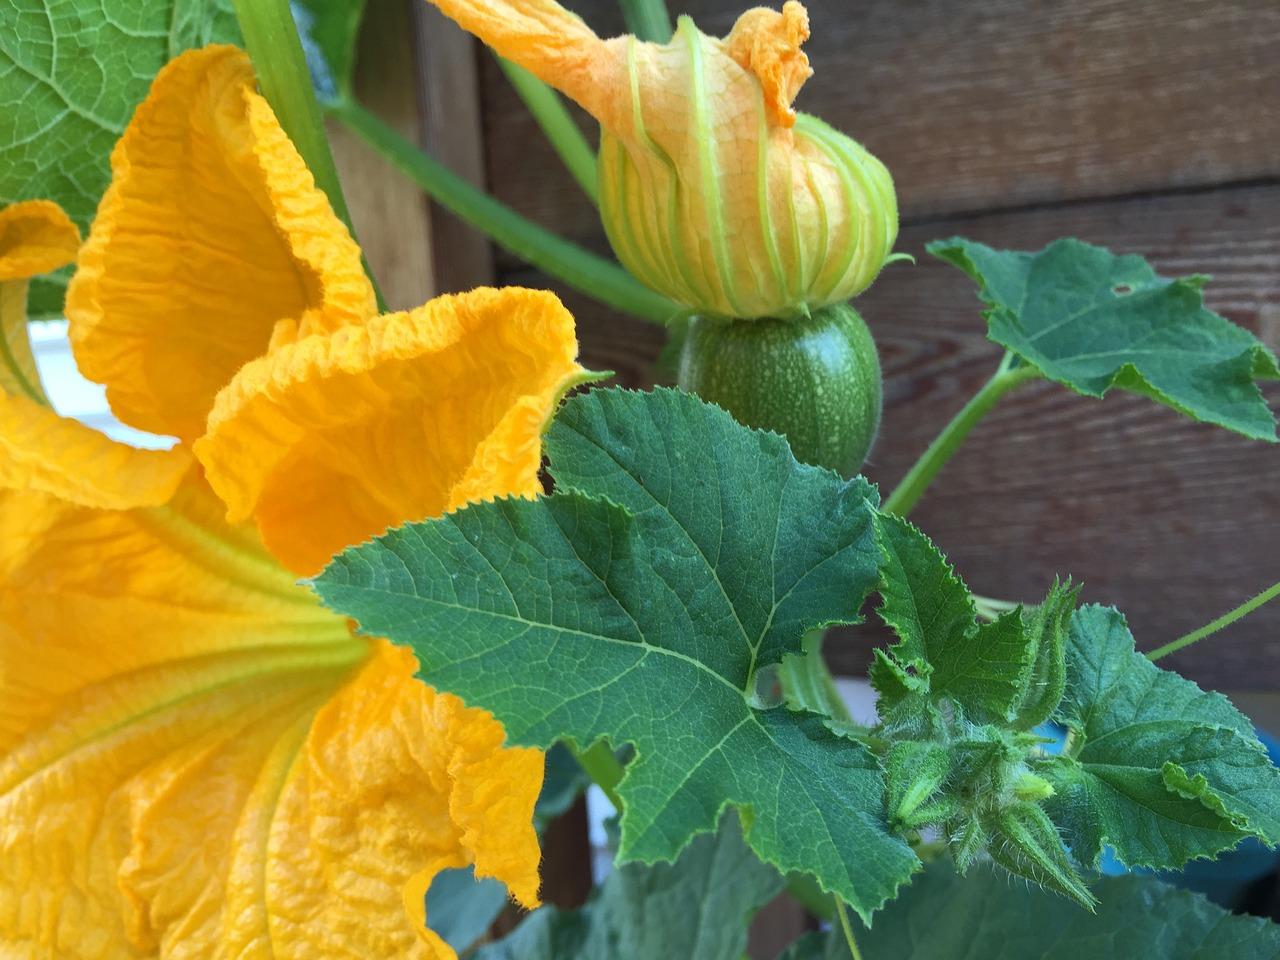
xmin=328 ymin=98 xmax=684 ymax=327
xmin=497 ymin=58 xmax=599 ymax=203
xmin=834 ymin=898 xmax=864 ymax=960
xmin=620 ymin=0 xmax=674 ymax=42
xmin=882 ymin=355 xmax=1040 ymax=517
xmin=1147 ymin=579 xmax=1280 ymax=662
xmin=571 ymin=740 xmax=626 ymax=811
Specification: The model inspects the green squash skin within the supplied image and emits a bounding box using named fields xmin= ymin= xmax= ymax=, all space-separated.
xmin=676 ymin=304 xmax=883 ymax=477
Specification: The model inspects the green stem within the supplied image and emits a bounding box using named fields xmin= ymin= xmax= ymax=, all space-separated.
xmin=1147 ymin=580 xmax=1280 ymax=662
xmin=882 ymin=355 xmax=1040 ymax=517
xmin=497 ymin=58 xmax=599 ymax=203
xmin=834 ymin=898 xmax=864 ymax=960
xmin=328 ymin=98 xmax=683 ymax=327
xmin=571 ymin=740 xmax=626 ymax=811
xmin=620 ymin=0 xmax=675 ymax=42
xmin=231 ymin=0 xmax=385 ymax=309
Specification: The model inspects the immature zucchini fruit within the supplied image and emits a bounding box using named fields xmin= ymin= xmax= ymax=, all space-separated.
xmin=676 ymin=303 xmax=882 ymax=476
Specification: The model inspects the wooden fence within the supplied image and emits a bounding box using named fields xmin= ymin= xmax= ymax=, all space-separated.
xmin=336 ymin=0 xmax=1280 ymax=949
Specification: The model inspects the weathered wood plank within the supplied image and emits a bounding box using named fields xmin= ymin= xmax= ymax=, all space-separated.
xmin=501 ymin=184 xmax=1280 ymax=690
xmin=414 ymin=1 xmax=496 ymax=291
xmin=476 ymin=0 xmax=1280 ymax=252
xmin=328 ymin=0 xmax=436 ymax=309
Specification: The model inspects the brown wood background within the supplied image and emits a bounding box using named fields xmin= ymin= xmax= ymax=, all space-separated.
xmin=339 ymin=0 xmax=1279 ymax=948
xmin=333 ymin=0 xmax=1280 ymax=950
xmin=447 ymin=0 xmax=1280 ymax=694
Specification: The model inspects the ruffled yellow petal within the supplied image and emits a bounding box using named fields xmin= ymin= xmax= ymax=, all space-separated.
xmin=0 ymin=479 xmax=542 ymax=958
xmin=0 ymin=391 xmax=191 ymax=508
xmin=426 ymin=0 xmax=896 ymax=319
xmin=723 ymin=2 xmax=813 ymax=127
xmin=194 ymin=286 xmax=586 ymax=575
xmin=0 ymin=476 xmax=342 ymax=748
xmin=65 ymin=45 xmax=376 ymax=442
xmin=0 ymin=200 xmax=79 ymax=402
xmin=0 ymin=199 xmax=79 ymax=282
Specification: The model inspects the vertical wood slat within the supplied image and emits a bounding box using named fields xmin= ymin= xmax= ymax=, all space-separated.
xmin=326 ymin=0 xmax=436 ymax=310
xmin=411 ymin=1 xmax=497 ymax=292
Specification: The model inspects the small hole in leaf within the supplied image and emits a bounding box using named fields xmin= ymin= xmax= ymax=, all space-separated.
xmin=1112 ymin=283 xmax=1133 ymax=296
xmin=747 ymin=663 xmax=784 ymax=709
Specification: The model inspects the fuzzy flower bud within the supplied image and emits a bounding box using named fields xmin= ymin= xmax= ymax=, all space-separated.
xmin=426 ymin=0 xmax=898 ymax=319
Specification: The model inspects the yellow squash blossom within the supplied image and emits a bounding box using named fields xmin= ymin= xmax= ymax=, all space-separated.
xmin=1 ymin=45 xmax=590 ymax=959
xmin=427 ymin=0 xmax=898 ymax=320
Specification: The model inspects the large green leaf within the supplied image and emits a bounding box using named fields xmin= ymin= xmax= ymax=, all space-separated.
xmin=0 ymin=0 xmax=241 ymax=315
xmin=1042 ymin=605 xmax=1280 ymax=870
xmin=781 ymin=861 xmax=1280 ymax=959
xmin=477 ymin=815 xmax=780 ymax=960
xmin=929 ymin=237 xmax=1279 ymax=441
xmin=313 ymin=387 xmax=919 ymax=921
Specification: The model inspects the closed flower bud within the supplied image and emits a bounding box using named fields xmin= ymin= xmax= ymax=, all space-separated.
xmin=427 ymin=0 xmax=898 ymax=319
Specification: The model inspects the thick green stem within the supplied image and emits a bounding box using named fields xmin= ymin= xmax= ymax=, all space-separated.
xmin=882 ymin=356 xmax=1040 ymax=517
xmin=232 ymin=0 xmax=385 ymax=308
xmin=620 ymin=0 xmax=674 ymax=42
xmin=497 ymin=58 xmax=599 ymax=203
xmin=1147 ymin=580 xmax=1280 ymax=662
xmin=232 ymin=0 xmax=353 ymax=233
xmin=571 ymin=740 xmax=626 ymax=811
xmin=328 ymin=98 xmax=683 ymax=327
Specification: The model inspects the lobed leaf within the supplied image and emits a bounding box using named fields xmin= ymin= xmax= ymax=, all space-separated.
xmin=313 ymin=388 xmax=919 ymax=922
xmin=929 ymin=236 xmax=1279 ymax=441
xmin=872 ymin=512 xmax=1039 ymax=724
xmin=1042 ymin=605 xmax=1280 ymax=870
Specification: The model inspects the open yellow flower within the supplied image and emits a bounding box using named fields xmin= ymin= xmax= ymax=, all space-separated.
xmin=427 ymin=0 xmax=898 ymax=320
xmin=1 ymin=45 xmax=590 ymax=959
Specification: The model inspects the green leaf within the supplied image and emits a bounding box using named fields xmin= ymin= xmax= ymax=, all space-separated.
xmin=535 ymin=743 xmax=592 ymax=824
xmin=313 ymin=388 xmax=918 ymax=921
xmin=424 ymin=866 xmax=508 ymax=954
xmin=291 ymin=0 xmax=368 ymax=102
xmin=477 ymin=815 xmax=780 ymax=960
xmin=872 ymin=512 xmax=1037 ymax=724
xmin=780 ymin=860 xmax=1280 ymax=959
xmin=1010 ymin=578 xmax=1079 ymax=730
xmin=987 ymin=801 xmax=1097 ymax=909
xmin=0 ymin=0 xmax=241 ymax=315
xmin=884 ymin=740 xmax=954 ymax=830
xmin=1043 ymin=605 xmax=1280 ymax=870
xmin=929 ymin=236 xmax=1279 ymax=441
